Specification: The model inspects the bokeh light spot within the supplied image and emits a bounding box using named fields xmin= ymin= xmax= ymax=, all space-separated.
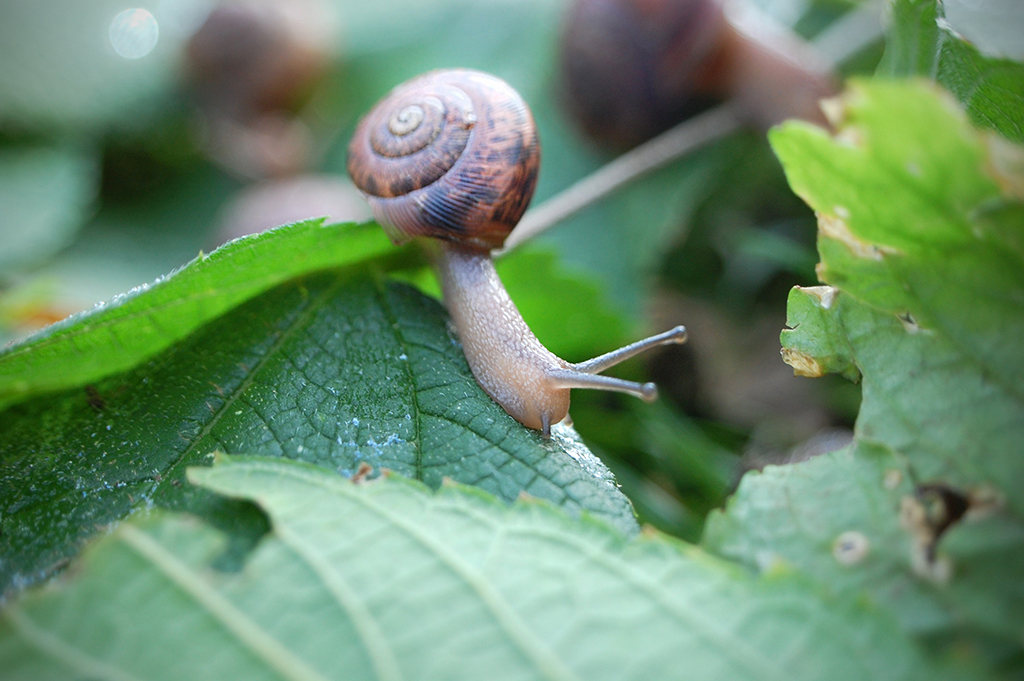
xmin=109 ymin=8 xmax=160 ymax=59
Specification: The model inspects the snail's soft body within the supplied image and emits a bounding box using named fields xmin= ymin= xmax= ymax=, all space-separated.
xmin=348 ymin=68 xmax=687 ymax=436
xmin=438 ymin=244 xmax=571 ymax=432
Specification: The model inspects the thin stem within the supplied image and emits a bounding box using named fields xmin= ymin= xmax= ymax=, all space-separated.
xmin=497 ymin=104 xmax=742 ymax=254
xmin=496 ymin=0 xmax=884 ymax=255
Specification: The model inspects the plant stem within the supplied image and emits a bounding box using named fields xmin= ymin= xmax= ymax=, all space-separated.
xmin=497 ymin=104 xmax=743 ymax=255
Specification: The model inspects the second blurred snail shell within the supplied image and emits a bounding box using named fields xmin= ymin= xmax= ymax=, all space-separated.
xmin=560 ymin=0 xmax=835 ymax=149
xmin=560 ymin=0 xmax=731 ymax=149
xmin=347 ymin=69 xmax=541 ymax=252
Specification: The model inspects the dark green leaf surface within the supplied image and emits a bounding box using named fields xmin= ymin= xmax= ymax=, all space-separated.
xmin=879 ymin=0 xmax=1024 ymax=142
xmin=0 ymin=456 xmax=942 ymax=681
xmin=0 ymin=220 xmax=393 ymax=410
xmin=0 ymin=270 xmax=636 ymax=594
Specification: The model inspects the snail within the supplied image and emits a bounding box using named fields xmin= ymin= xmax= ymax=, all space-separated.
xmin=186 ymin=0 xmax=339 ymax=177
xmin=559 ymin=0 xmax=836 ymax=149
xmin=347 ymin=69 xmax=687 ymax=436
xmin=186 ymin=0 xmax=337 ymax=119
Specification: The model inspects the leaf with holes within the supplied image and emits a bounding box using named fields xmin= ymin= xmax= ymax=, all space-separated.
xmin=0 ymin=456 xmax=946 ymax=681
xmin=704 ymin=442 xmax=1024 ymax=648
xmin=704 ymin=80 xmax=1024 ymax=664
xmin=772 ymin=79 xmax=1024 ymax=513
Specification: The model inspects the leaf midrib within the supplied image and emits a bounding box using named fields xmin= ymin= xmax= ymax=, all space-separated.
xmin=161 ymin=277 xmax=349 ymax=483
xmin=371 ymin=277 xmax=424 ymax=482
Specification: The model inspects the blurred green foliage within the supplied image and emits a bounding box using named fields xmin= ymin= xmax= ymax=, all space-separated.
xmin=0 ymin=0 xmax=876 ymax=543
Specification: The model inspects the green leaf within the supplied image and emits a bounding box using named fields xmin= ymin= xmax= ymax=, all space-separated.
xmin=878 ymin=0 xmax=1024 ymax=142
xmin=0 ymin=456 xmax=945 ymax=681
xmin=0 ymin=270 xmax=637 ymax=594
xmin=771 ymin=80 xmax=1024 ymax=513
xmin=705 ymin=80 xmax=1024 ymax=663
xmin=0 ymin=144 xmax=98 ymax=274
xmin=704 ymin=443 xmax=1024 ymax=643
xmin=0 ymin=220 xmax=393 ymax=411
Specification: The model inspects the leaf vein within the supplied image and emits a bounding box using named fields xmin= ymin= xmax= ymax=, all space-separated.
xmin=118 ymin=524 xmax=330 ymax=681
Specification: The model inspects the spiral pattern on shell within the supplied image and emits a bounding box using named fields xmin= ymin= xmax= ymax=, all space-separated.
xmin=347 ymin=69 xmax=540 ymax=252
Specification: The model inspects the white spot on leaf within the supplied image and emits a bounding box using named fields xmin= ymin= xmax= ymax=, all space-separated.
xmin=832 ymin=531 xmax=870 ymax=565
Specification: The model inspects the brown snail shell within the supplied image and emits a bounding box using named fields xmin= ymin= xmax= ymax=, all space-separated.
xmin=347 ymin=69 xmax=540 ymax=252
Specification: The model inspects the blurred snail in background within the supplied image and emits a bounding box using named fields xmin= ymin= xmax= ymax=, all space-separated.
xmin=186 ymin=0 xmax=340 ymax=177
xmin=347 ymin=69 xmax=687 ymax=436
xmin=560 ymin=0 xmax=837 ymax=149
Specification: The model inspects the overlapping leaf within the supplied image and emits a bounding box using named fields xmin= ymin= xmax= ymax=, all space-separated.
xmin=0 ymin=456 xmax=944 ymax=681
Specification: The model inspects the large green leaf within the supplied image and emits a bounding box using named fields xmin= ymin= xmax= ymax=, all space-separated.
xmin=771 ymin=79 xmax=1024 ymax=511
xmin=0 ymin=220 xmax=393 ymax=410
xmin=879 ymin=0 xmax=1024 ymax=143
xmin=0 ymin=269 xmax=636 ymax=594
xmin=0 ymin=456 xmax=946 ymax=681
xmin=704 ymin=80 xmax=1024 ymax=663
